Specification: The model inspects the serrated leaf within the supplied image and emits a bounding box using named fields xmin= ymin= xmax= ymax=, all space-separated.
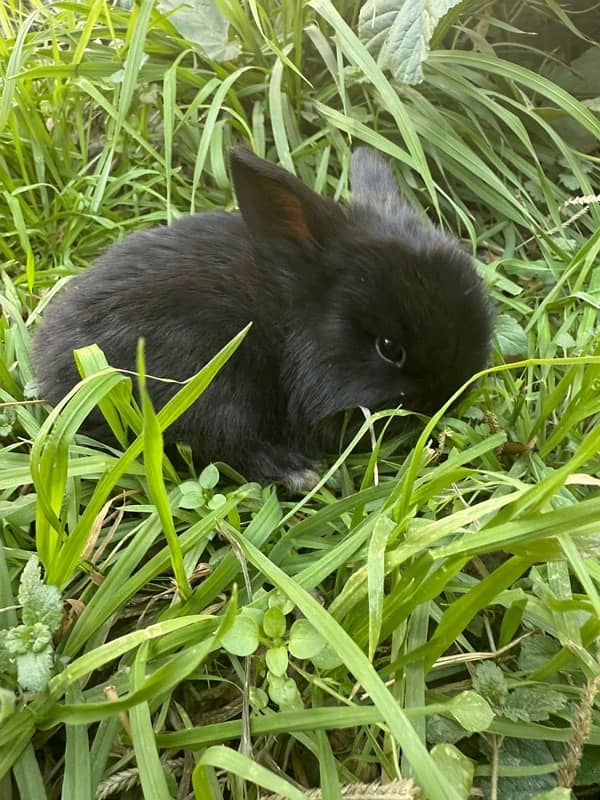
xmin=289 ymin=619 xmax=325 ymax=660
xmin=559 ymin=173 xmax=582 ymax=192
xmin=427 ymin=714 xmax=470 ymax=746
xmin=18 ymin=649 xmax=54 ymax=692
xmin=0 ymin=408 xmax=16 ymax=436
xmin=472 ymin=661 xmax=508 ymax=707
xmin=495 ymin=314 xmax=528 ymax=358
xmin=477 ymin=738 xmax=559 ymax=799
xmin=448 ymin=691 xmax=494 ymax=732
xmin=431 ymin=743 xmax=474 ymax=799
xmin=158 ymin=0 xmax=240 ymax=61
xmin=265 ymin=646 xmax=288 ymax=677
xmin=221 ymin=615 xmax=259 ymax=657
xmin=358 ymin=0 xmax=461 ymax=85
xmin=501 ymin=687 xmax=567 ymax=723
xmin=19 ymin=556 xmax=63 ymax=631
xmin=262 ymin=607 xmax=286 ymax=639
xmin=18 ymin=556 xmax=45 ymax=605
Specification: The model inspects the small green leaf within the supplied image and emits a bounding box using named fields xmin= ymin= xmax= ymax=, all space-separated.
xmin=221 ymin=615 xmax=260 ymax=657
xmin=267 ymin=674 xmax=300 ymax=707
xmin=448 ymin=691 xmax=494 ymax=732
xmin=179 ymin=481 xmax=205 ymax=509
xmin=495 ymin=314 xmax=528 ymax=358
xmin=199 ymin=463 xmax=220 ymax=490
xmin=268 ymin=591 xmax=295 ymax=615
xmin=4 ymin=624 xmax=55 ymax=692
xmin=262 ymin=607 xmax=286 ymax=640
xmin=265 ymin=646 xmax=288 ymax=677
xmin=5 ymin=623 xmax=52 ymax=656
xmin=431 ymin=743 xmax=474 ymax=799
xmin=310 ymin=641 xmax=344 ymax=671
xmin=249 ymin=687 xmax=269 ymax=711
xmin=208 ymin=494 xmax=227 ymax=510
xmin=554 ymin=331 xmax=576 ymax=349
xmin=4 ymin=621 xmax=55 ymax=691
xmin=289 ymin=619 xmax=325 ymax=660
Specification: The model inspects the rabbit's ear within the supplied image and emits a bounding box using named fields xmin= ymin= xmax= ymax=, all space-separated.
xmin=229 ymin=148 xmax=344 ymax=247
xmin=350 ymin=148 xmax=403 ymax=217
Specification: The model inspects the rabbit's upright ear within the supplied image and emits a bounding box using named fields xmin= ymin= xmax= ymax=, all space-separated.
xmin=229 ymin=148 xmax=344 ymax=247
xmin=350 ymin=148 xmax=403 ymax=218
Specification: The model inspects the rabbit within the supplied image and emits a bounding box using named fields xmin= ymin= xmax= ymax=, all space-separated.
xmin=32 ymin=146 xmax=493 ymax=491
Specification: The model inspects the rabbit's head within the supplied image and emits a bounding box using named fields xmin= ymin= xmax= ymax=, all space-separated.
xmin=229 ymin=148 xmax=492 ymax=429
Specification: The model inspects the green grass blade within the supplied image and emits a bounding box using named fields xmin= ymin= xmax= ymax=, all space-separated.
xmin=11 ymin=744 xmax=47 ymax=800
xmin=129 ymin=642 xmax=173 ymax=800
xmin=137 ymin=339 xmax=191 ymax=600
xmin=61 ymin=685 xmax=91 ymax=800
xmin=194 ymin=746 xmax=307 ymax=800
xmin=367 ymin=514 xmax=394 ymax=662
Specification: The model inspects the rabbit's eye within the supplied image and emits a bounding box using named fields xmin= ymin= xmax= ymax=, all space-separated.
xmin=376 ymin=337 xmax=406 ymax=367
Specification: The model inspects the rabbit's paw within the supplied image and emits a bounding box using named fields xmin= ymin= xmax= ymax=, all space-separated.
xmin=281 ymin=467 xmax=322 ymax=494
xmin=247 ymin=445 xmax=321 ymax=493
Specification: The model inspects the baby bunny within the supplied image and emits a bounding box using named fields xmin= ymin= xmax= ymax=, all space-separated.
xmin=33 ymin=147 xmax=492 ymax=490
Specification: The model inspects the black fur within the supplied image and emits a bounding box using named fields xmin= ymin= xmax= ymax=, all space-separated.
xmin=33 ymin=147 xmax=493 ymax=487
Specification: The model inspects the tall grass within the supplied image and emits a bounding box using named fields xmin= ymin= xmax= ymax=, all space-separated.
xmin=1 ymin=1 xmax=599 ymax=798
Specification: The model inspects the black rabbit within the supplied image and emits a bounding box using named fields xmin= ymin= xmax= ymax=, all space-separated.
xmin=33 ymin=147 xmax=492 ymax=490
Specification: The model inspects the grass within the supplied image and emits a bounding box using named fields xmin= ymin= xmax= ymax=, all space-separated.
xmin=1 ymin=0 xmax=600 ymax=798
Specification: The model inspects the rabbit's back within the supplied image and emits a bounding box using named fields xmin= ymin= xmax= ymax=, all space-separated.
xmin=34 ymin=210 xmax=271 ymax=407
